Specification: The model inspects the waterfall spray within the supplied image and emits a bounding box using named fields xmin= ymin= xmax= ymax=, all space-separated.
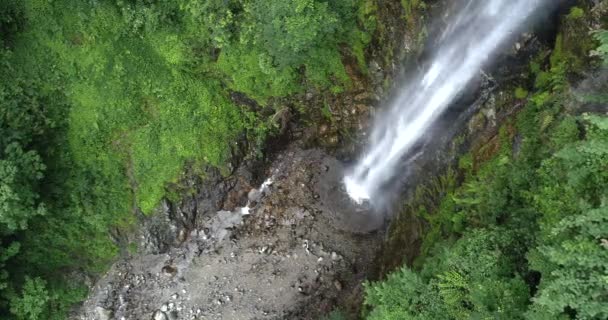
xmin=344 ymin=0 xmax=547 ymax=204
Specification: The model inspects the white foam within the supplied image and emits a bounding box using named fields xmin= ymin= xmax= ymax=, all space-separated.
xmin=239 ymin=177 xmax=275 ymax=216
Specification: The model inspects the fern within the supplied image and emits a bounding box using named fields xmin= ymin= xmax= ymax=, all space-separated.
xmin=437 ymin=271 xmax=470 ymax=318
xmin=591 ymin=30 xmax=608 ymax=66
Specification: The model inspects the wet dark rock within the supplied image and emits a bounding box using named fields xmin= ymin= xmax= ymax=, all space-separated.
xmin=161 ymin=265 xmax=177 ymax=277
xmin=369 ymin=60 xmax=384 ymax=90
xmin=140 ymin=200 xmax=176 ymax=254
xmin=312 ymin=156 xmax=385 ymax=234
xmin=139 ymin=167 xmax=238 ymax=254
xmin=167 ymin=310 xmax=179 ymax=320
xmin=574 ymin=69 xmax=608 ymax=114
xmin=272 ymin=108 xmax=292 ymax=134
xmin=230 ymin=91 xmax=260 ymax=111
xmin=354 ymin=92 xmax=372 ymax=102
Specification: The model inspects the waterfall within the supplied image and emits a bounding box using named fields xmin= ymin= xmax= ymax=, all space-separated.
xmin=344 ymin=0 xmax=547 ymax=204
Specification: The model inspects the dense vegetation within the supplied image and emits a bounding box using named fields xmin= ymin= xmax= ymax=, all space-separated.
xmin=2 ymin=0 xmax=606 ymax=318
xmin=364 ymin=8 xmax=608 ymax=320
xmin=0 ymin=0 xmax=376 ymax=318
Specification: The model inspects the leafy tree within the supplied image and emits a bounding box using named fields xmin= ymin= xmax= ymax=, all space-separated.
xmin=9 ymin=277 xmax=49 ymax=320
xmin=429 ymin=229 xmax=530 ymax=319
xmin=0 ymin=143 xmax=46 ymax=232
xmin=366 ymin=229 xmax=530 ymax=320
xmin=365 ymin=266 xmax=447 ymax=320
xmin=0 ymin=44 xmax=55 ymax=234
xmin=0 ymin=51 xmax=55 ymax=150
xmin=177 ymin=0 xmax=243 ymax=48
xmin=0 ymin=0 xmax=24 ymax=46
xmin=527 ymin=206 xmax=608 ymax=320
xmin=526 ymin=115 xmax=608 ymax=320
xmin=215 ymin=0 xmax=359 ymax=99
xmin=0 ymin=241 xmax=19 ymax=291
xmin=243 ymin=0 xmax=340 ymax=67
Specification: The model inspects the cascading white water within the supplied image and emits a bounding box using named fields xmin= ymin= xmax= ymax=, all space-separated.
xmin=344 ymin=0 xmax=546 ymax=204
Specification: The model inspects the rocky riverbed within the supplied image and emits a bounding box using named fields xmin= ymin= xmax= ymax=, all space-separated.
xmin=75 ymin=148 xmax=385 ymax=320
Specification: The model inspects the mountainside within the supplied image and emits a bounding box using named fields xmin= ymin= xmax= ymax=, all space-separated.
xmin=0 ymin=0 xmax=606 ymax=319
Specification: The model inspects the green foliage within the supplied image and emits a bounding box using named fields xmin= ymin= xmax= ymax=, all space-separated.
xmin=0 ymin=49 xmax=58 ymax=150
xmin=567 ymin=7 xmax=585 ymax=20
xmin=431 ymin=229 xmax=529 ymax=318
xmin=526 ymin=115 xmax=608 ymax=320
xmin=0 ymin=143 xmax=46 ymax=232
xmin=591 ymin=30 xmax=608 ymax=66
xmin=365 ymin=266 xmax=447 ymax=320
xmin=527 ymin=206 xmax=608 ymax=320
xmin=244 ymin=0 xmax=339 ymax=68
xmin=0 ymin=242 xmax=19 ymax=290
xmin=515 ymin=87 xmax=529 ymax=99
xmin=351 ymin=0 xmax=377 ymax=72
xmin=7 ymin=276 xmax=86 ymax=320
xmin=217 ymin=46 xmax=300 ymax=101
xmin=9 ymin=277 xmax=48 ymax=320
xmin=367 ymin=22 xmax=608 ymax=320
xmin=401 ymin=0 xmax=426 ymax=25
xmin=0 ymin=0 xmax=380 ymax=318
xmin=0 ymin=0 xmax=24 ymax=46
xmin=367 ymin=229 xmax=530 ymax=320
xmin=429 ymin=229 xmax=530 ymax=320
xmin=215 ymin=0 xmax=366 ymax=100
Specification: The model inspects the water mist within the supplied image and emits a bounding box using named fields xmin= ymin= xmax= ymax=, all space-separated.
xmin=344 ymin=0 xmax=547 ymax=205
